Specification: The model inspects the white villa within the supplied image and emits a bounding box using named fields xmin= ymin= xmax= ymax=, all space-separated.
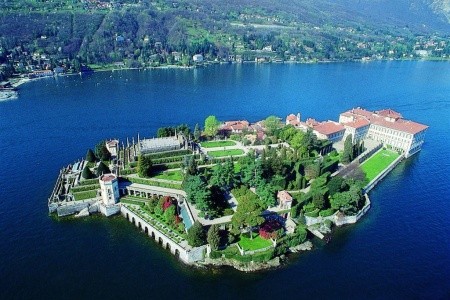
xmin=339 ymin=108 xmax=428 ymax=157
xmin=286 ymin=107 xmax=428 ymax=158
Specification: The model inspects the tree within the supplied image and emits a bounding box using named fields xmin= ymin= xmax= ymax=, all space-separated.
xmin=95 ymin=141 xmax=111 ymax=161
xmin=187 ymin=221 xmax=206 ymax=247
xmin=204 ymin=115 xmax=220 ymax=137
xmin=239 ymin=151 xmax=257 ymax=186
xmin=182 ymin=155 xmax=198 ymax=177
xmin=210 ymin=159 xmax=236 ymax=191
xmin=263 ymin=115 xmax=280 ymax=135
xmin=86 ymin=149 xmax=96 ymax=163
xmin=290 ymin=131 xmax=307 ymax=157
xmin=231 ymin=190 xmax=264 ymax=239
xmin=137 ymin=154 xmax=153 ymax=177
xmin=164 ymin=205 xmax=176 ymax=224
xmin=341 ymin=134 xmax=353 ymax=164
xmin=82 ymin=165 xmax=94 ymax=179
xmin=184 ymin=175 xmax=212 ymax=213
xmin=327 ymin=176 xmax=345 ymax=196
xmin=96 ymin=161 xmax=110 ymax=176
xmin=193 ymin=123 xmax=201 ymax=141
xmin=207 ymin=224 xmax=221 ymax=251
xmin=256 ymin=182 xmax=277 ymax=209
xmin=157 ymin=127 xmax=174 ymax=137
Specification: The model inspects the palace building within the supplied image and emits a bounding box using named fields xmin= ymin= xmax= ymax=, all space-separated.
xmin=339 ymin=108 xmax=428 ymax=157
xmin=286 ymin=107 xmax=428 ymax=158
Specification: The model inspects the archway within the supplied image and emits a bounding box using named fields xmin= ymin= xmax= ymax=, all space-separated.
xmin=132 ymin=217 xmax=135 ymax=224
xmin=158 ymin=237 xmax=163 ymax=244
xmin=144 ymin=227 xmax=148 ymax=234
xmin=174 ymin=249 xmax=180 ymax=258
xmin=151 ymin=232 xmax=155 ymax=239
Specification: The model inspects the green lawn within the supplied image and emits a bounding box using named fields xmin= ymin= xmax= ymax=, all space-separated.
xmin=73 ymin=190 xmax=97 ymax=201
xmin=201 ymin=140 xmax=236 ymax=148
xmin=238 ymin=233 xmax=273 ymax=251
xmin=208 ymin=149 xmax=244 ymax=157
xmin=361 ymin=149 xmax=400 ymax=182
xmin=151 ymin=170 xmax=183 ymax=181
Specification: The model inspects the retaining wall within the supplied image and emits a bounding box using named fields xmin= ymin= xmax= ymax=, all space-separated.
xmin=305 ymin=194 xmax=371 ymax=227
xmin=120 ymin=205 xmax=205 ymax=264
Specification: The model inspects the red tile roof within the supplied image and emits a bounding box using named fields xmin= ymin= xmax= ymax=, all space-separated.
xmin=277 ymin=191 xmax=293 ymax=202
xmin=343 ymin=118 xmax=370 ymax=129
xmin=376 ymin=109 xmax=402 ymax=119
xmin=341 ymin=108 xmax=428 ymax=135
xmin=286 ymin=114 xmax=297 ymax=121
xmin=313 ymin=121 xmax=346 ymax=136
xmin=100 ymin=174 xmax=116 ymax=182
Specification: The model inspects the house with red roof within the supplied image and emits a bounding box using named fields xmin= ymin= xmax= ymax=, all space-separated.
xmin=339 ymin=107 xmax=428 ymax=157
xmin=220 ymin=120 xmax=250 ymax=135
xmin=277 ymin=191 xmax=293 ymax=210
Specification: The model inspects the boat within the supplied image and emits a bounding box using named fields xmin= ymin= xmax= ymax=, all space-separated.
xmin=0 ymin=90 xmax=19 ymax=101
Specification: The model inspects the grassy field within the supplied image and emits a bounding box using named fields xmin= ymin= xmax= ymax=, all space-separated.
xmin=208 ymin=149 xmax=244 ymax=157
xmin=151 ymin=170 xmax=183 ymax=181
xmin=361 ymin=149 xmax=400 ymax=182
xmin=73 ymin=190 xmax=97 ymax=201
xmin=201 ymin=140 xmax=236 ymax=148
xmin=238 ymin=233 xmax=273 ymax=251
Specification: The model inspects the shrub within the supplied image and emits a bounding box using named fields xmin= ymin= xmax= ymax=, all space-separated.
xmin=210 ymin=251 xmax=222 ymax=259
xmin=304 ymin=209 xmax=319 ymax=217
xmin=319 ymin=208 xmax=336 ymax=217
xmin=252 ymin=249 xmax=274 ymax=262
xmin=223 ymin=208 xmax=234 ymax=216
xmin=259 ymin=219 xmax=282 ymax=240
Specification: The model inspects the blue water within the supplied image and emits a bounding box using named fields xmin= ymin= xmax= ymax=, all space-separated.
xmin=0 ymin=61 xmax=449 ymax=299
xmin=179 ymin=204 xmax=193 ymax=230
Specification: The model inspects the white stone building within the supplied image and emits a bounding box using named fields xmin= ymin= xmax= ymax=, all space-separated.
xmin=99 ymin=173 xmax=120 ymax=216
xmin=193 ymin=54 xmax=203 ymax=63
xmin=339 ymin=108 xmax=428 ymax=157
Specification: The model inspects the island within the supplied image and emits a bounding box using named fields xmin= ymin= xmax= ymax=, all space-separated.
xmin=48 ymin=107 xmax=428 ymax=271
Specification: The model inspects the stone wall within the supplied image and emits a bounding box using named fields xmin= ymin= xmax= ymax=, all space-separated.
xmin=56 ymin=200 xmax=97 ymax=217
xmin=305 ymin=194 xmax=371 ymax=227
xmin=120 ymin=205 xmax=205 ymax=264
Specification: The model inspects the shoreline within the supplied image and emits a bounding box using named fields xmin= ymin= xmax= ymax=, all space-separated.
xmin=8 ymin=57 xmax=449 ymax=90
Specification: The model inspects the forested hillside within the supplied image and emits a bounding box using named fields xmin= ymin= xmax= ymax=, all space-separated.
xmin=1 ymin=0 xmax=449 ymax=80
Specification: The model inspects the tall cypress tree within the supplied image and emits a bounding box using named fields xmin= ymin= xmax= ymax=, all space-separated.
xmin=82 ymin=165 xmax=94 ymax=179
xmin=207 ymin=224 xmax=221 ymax=251
xmin=342 ymin=134 xmax=353 ymax=164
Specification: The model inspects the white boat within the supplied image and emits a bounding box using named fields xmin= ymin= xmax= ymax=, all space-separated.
xmin=0 ymin=90 xmax=19 ymax=101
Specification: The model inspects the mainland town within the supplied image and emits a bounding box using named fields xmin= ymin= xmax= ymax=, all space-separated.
xmin=48 ymin=107 xmax=427 ymax=271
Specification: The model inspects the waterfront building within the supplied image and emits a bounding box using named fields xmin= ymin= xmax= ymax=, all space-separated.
xmin=220 ymin=120 xmax=250 ymax=134
xmin=286 ymin=113 xmax=346 ymax=143
xmin=99 ymin=174 xmax=120 ymax=205
xmin=139 ymin=136 xmax=182 ymax=154
xmin=99 ymin=173 xmax=121 ymax=217
xmin=339 ymin=108 xmax=428 ymax=157
xmin=193 ymin=54 xmax=204 ymax=63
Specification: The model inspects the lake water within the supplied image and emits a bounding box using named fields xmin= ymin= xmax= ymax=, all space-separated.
xmin=0 ymin=61 xmax=449 ymax=299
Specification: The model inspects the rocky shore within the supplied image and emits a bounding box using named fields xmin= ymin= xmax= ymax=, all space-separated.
xmin=197 ymin=241 xmax=313 ymax=272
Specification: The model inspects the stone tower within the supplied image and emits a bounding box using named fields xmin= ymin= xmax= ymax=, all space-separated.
xmin=99 ymin=173 xmax=120 ymax=206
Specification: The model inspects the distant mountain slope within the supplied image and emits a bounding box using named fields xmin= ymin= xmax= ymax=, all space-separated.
xmin=331 ymin=0 xmax=450 ymax=31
